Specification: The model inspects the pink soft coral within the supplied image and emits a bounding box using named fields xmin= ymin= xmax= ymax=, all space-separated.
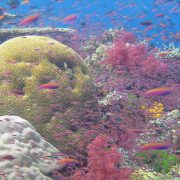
xmin=73 ymin=135 xmax=132 ymax=180
xmin=103 ymin=31 xmax=167 ymax=77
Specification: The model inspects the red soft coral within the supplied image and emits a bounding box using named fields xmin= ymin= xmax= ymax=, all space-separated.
xmin=103 ymin=31 xmax=167 ymax=78
xmin=73 ymin=135 xmax=132 ymax=180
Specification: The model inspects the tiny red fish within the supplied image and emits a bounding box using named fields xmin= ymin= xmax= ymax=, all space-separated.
xmin=38 ymin=82 xmax=59 ymax=90
xmin=58 ymin=158 xmax=80 ymax=165
xmin=155 ymin=13 xmax=165 ymax=18
xmin=0 ymin=15 xmax=5 ymax=20
xmin=18 ymin=13 xmax=40 ymax=26
xmin=21 ymin=0 xmax=30 ymax=4
xmin=63 ymin=14 xmax=78 ymax=23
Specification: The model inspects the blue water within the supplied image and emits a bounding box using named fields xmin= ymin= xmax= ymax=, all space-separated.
xmin=0 ymin=0 xmax=179 ymax=47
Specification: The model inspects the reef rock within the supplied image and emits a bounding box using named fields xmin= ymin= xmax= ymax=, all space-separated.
xmin=98 ymin=90 xmax=128 ymax=106
xmin=0 ymin=115 xmax=61 ymax=180
xmin=0 ymin=27 xmax=75 ymax=44
xmin=136 ymin=109 xmax=180 ymax=150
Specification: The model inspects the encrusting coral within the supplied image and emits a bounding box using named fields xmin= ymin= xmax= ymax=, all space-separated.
xmin=0 ymin=35 xmax=95 ymax=152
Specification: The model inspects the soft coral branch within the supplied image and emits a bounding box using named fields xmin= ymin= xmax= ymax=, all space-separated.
xmin=73 ymin=134 xmax=132 ymax=180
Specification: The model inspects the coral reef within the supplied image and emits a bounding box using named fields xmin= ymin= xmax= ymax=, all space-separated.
xmin=0 ymin=35 xmax=95 ymax=153
xmin=136 ymin=109 xmax=180 ymax=147
xmin=73 ymin=135 xmax=132 ymax=180
xmin=0 ymin=27 xmax=75 ymax=43
xmin=81 ymin=28 xmax=180 ymax=179
xmin=0 ymin=115 xmax=62 ymax=180
xmin=156 ymin=43 xmax=180 ymax=59
xmin=0 ymin=27 xmax=178 ymax=179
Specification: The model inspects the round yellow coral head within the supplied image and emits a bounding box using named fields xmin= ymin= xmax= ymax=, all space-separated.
xmin=0 ymin=36 xmax=95 ymax=152
xmin=0 ymin=35 xmax=87 ymax=71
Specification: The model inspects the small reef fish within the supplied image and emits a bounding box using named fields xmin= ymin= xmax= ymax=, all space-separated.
xmin=38 ymin=82 xmax=59 ymax=90
xmin=63 ymin=14 xmax=78 ymax=23
xmin=7 ymin=0 xmax=20 ymax=9
xmin=155 ymin=13 xmax=165 ymax=18
xmin=21 ymin=0 xmax=29 ymax=4
xmin=139 ymin=142 xmax=172 ymax=151
xmin=57 ymin=158 xmax=80 ymax=165
xmin=126 ymin=128 xmax=148 ymax=133
xmin=0 ymin=15 xmax=5 ymax=20
xmin=144 ymin=87 xmax=171 ymax=96
xmin=18 ymin=13 xmax=40 ymax=26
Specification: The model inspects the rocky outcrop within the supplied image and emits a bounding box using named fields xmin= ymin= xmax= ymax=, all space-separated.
xmin=0 ymin=115 xmax=63 ymax=180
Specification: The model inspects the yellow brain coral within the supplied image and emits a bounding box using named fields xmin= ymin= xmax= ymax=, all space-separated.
xmin=0 ymin=36 xmax=95 ymax=152
xmin=0 ymin=35 xmax=86 ymax=68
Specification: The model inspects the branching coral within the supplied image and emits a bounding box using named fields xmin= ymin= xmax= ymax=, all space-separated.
xmin=77 ymin=29 xmax=180 ymax=179
xmin=102 ymin=31 xmax=167 ymax=78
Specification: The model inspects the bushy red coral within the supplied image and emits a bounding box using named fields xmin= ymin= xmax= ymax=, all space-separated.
xmin=73 ymin=134 xmax=132 ymax=180
xmin=95 ymin=30 xmax=179 ymax=111
xmin=103 ymin=32 xmax=167 ymax=78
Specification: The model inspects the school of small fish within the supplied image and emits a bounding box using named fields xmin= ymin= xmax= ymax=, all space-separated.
xmin=0 ymin=0 xmax=179 ymax=46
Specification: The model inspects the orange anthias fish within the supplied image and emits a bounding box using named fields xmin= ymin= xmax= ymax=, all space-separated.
xmin=18 ymin=13 xmax=40 ymax=26
xmin=139 ymin=142 xmax=172 ymax=151
xmin=21 ymin=0 xmax=30 ymax=4
xmin=144 ymin=87 xmax=171 ymax=96
xmin=58 ymin=158 xmax=80 ymax=165
xmin=0 ymin=15 xmax=5 ymax=20
xmin=38 ymin=82 xmax=59 ymax=90
xmin=63 ymin=14 xmax=78 ymax=23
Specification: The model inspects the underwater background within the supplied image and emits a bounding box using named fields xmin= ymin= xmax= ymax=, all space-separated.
xmin=0 ymin=0 xmax=179 ymax=179
xmin=1 ymin=0 xmax=180 ymax=47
